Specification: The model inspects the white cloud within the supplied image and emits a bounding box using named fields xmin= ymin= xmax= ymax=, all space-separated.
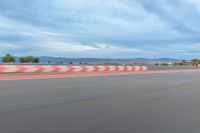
xmin=40 ymin=42 xmax=98 ymax=51
xmin=39 ymin=42 xmax=142 ymax=53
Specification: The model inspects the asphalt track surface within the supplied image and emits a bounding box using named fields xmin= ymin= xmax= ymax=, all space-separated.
xmin=1 ymin=72 xmax=200 ymax=133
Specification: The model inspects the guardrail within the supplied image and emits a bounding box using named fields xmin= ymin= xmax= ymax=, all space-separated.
xmin=0 ymin=65 xmax=147 ymax=73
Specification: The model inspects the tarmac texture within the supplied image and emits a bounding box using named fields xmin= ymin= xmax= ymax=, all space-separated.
xmin=1 ymin=72 xmax=200 ymax=133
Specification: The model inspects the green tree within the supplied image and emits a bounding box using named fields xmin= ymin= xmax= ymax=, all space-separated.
xmin=26 ymin=56 xmax=34 ymax=62
xmin=32 ymin=58 xmax=39 ymax=63
xmin=2 ymin=54 xmax=15 ymax=63
xmin=19 ymin=56 xmax=39 ymax=63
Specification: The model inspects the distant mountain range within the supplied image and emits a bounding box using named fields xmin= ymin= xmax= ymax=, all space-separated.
xmin=39 ymin=57 xmax=181 ymax=63
xmin=0 ymin=56 xmax=181 ymax=63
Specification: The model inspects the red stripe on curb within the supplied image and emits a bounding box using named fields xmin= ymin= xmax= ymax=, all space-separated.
xmin=51 ymin=66 xmax=61 ymax=72
xmin=66 ymin=66 xmax=75 ymax=72
xmin=0 ymin=66 xmax=6 ymax=72
xmin=104 ymin=66 xmax=110 ymax=72
xmin=15 ymin=65 xmax=26 ymax=73
xmin=93 ymin=66 xmax=99 ymax=72
xmin=35 ymin=66 xmax=45 ymax=72
xmin=80 ymin=66 xmax=88 ymax=72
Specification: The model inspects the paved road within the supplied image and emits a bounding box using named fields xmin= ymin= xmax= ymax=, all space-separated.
xmin=1 ymin=72 xmax=200 ymax=133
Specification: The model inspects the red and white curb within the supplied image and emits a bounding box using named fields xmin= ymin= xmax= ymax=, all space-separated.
xmin=0 ymin=65 xmax=147 ymax=73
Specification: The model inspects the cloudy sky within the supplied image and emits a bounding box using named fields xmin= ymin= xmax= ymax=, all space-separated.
xmin=0 ymin=0 xmax=200 ymax=59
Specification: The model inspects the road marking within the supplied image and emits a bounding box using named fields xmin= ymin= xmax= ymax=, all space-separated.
xmin=0 ymin=69 xmax=200 ymax=81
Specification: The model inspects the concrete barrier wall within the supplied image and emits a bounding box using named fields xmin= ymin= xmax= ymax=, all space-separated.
xmin=0 ymin=65 xmax=148 ymax=73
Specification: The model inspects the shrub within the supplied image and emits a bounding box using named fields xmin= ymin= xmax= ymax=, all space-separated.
xmin=2 ymin=54 xmax=15 ymax=63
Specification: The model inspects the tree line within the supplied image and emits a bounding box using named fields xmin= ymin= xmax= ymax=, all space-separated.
xmin=2 ymin=54 xmax=200 ymax=66
xmin=2 ymin=54 xmax=39 ymax=63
